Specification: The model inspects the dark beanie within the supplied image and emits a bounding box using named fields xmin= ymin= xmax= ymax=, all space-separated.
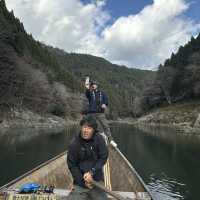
xmin=90 ymin=80 xmax=99 ymax=86
xmin=80 ymin=115 xmax=98 ymax=131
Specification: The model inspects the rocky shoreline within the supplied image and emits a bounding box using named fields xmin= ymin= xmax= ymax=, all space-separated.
xmin=134 ymin=102 xmax=200 ymax=135
xmin=1 ymin=101 xmax=200 ymax=137
xmin=109 ymin=101 xmax=200 ymax=135
xmin=0 ymin=109 xmax=79 ymax=136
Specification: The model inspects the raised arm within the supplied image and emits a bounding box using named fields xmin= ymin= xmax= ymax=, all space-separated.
xmin=85 ymin=76 xmax=91 ymax=99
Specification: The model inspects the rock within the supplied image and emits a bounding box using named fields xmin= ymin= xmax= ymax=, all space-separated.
xmin=193 ymin=114 xmax=200 ymax=128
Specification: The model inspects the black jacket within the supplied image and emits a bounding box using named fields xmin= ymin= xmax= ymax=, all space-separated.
xmin=67 ymin=132 xmax=108 ymax=187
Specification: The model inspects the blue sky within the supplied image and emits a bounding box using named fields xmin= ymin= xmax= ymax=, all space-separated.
xmin=83 ymin=0 xmax=154 ymax=19
xmin=82 ymin=0 xmax=200 ymax=23
xmin=185 ymin=0 xmax=200 ymax=22
xmin=5 ymin=0 xmax=200 ymax=69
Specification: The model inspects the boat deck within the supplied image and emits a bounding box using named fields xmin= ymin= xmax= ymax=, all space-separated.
xmin=2 ymin=189 xmax=151 ymax=200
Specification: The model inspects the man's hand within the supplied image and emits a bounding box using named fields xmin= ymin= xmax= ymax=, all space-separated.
xmin=84 ymin=172 xmax=93 ymax=183
xmin=85 ymin=83 xmax=90 ymax=89
xmin=83 ymin=172 xmax=94 ymax=189
xmin=85 ymin=77 xmax=90 ymax=89
xmin=70 ymin=185 xmax=74 ymax=191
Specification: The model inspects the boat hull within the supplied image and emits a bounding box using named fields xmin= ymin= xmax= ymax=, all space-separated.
xmin=0 ymin=146 xmax=153 ymax=199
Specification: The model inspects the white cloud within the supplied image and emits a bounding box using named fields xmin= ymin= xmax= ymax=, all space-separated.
xmin=5 ymin=0 xmax=200 ymax=69
xmin=101 ymin=0 xmax=200 ymax=69
xmin=5 ymin=0 xmax=109 ymax=54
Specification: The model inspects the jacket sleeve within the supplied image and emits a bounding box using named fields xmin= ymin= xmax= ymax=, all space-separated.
xmin=67 ymin=142 xmax=85 ymax=187
xmin=91 ymin=135 xmax=108 ymax=174
xmin=102 ymin=91 xmax=108 ymax=106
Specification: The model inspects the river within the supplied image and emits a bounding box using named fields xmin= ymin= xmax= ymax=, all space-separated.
xmin=112 ymin=124 xmax=200 ymax=200
xmin=0 ymin=124 xmax=200 ymax=200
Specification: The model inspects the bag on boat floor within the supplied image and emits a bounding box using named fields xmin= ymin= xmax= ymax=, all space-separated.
xmin=19 ymin=183 xmax=40 ymax=193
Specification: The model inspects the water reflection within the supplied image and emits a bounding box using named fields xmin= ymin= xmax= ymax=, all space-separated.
xmin=0 ymin=126 xmax=78 ymax=187
xmin=111 ymin=124 xmax=200 ymax=200
xmin=148 ymin=173 xmax=186 ymax=200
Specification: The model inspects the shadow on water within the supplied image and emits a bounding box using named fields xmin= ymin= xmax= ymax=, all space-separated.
xmin=111 ymin=124 xmax=200 ymax=200
xmin=0 ymin=126 xmax=78 ymax=187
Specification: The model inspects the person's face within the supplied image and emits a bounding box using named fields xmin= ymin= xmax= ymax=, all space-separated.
xmin=91 ymin=84 xmax=98 ymax=90
xmin=81 ymin=124 xmax=94 ymax=140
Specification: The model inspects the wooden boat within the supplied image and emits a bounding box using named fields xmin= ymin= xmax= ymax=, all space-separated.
xmin=0 ymin=145 xmax=154 ymax=200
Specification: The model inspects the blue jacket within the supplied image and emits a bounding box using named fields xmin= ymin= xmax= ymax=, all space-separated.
xmin=85 ymin=89 xmax=108 ymax=113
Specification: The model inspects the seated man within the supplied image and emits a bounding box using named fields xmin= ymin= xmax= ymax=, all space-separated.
xmin=67 ymin=116 xmax=109 ymax=200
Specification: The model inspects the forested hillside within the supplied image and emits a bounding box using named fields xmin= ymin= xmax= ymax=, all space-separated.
xmin=0 ymin=0 xmax=154 ymax=120
xmin=139 ymin=34 xmax=200 ymax=113
xmin=47 ymin=47 xmax=155 ymax=118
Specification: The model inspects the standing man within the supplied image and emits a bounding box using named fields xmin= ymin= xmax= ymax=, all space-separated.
xmin=67 ymin=116 xmax=108 ymax=200
xmin=84 ymin=77 xmax=116 ymax=146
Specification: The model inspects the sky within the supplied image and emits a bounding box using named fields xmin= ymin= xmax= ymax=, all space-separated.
xmin=5 ymin=0 xmax=200 ymax=69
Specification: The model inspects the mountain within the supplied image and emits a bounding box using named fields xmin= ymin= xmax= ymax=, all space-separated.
xmin=46 ymin=46 xmax=155 ymax=118
xmin=140 ymin=33 xmax=200 ymax=112
xmin=0 ymin=0 xmax=154 ymax=121
xmin=0 ymin=0 xmax=82 ymax=121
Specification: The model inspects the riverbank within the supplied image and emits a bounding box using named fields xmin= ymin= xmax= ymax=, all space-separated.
xmin=110 ymin=101 xmax=200 ymax=135
xmin=0 ymin=109 xmax=79 ymax=136
xmin=1 ymin=101 xmax=200 ymax=136
xmin=135 ymin=101 xmax=200 ymax=135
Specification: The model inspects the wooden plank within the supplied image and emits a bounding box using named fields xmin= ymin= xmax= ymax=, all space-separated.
xmin=6 ymin=194 xmax=59 ymax=200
